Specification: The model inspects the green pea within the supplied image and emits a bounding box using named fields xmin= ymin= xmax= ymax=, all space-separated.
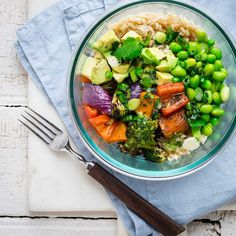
xmin=207 ymin=39 xmax=215 ymax=48
xmin=170 ymin=42 xmax=182 ymax=53
xmin=186 ymin=58 xmax=196 ymax=68
xmin=211 ymin=107 xmax=225 ymax=116
xmin=172 ymin=77 xmax=181 ymax=83
xmin=196 ymin=30 xmax=208 ymax=42
xmin=201 ymin=114 xmax=210 ymax=122
xmin=214 ymin=60 xmax=223 ymax=71
xmin=187 ymin=88 xmax=195 ymax=100
xmin=212 ymin=71 xmax=227 ymax=82
xmin=204 ymin=90 xmax=213 ymax=104
xmin=195 ymin=87 xmax=203 ymax=101
xmin=171 ymin=65 xmax=187 ymax=77
xmin=201 ymin=79 xmax=212 ymax=90
xmin=188 ymin=42 xmax=199 ymax=55
xmin=154 ymin=32 xmax=166 ymax=44
xmin=196 ymin=61 xmax=203 ymax=68
xmin=202 ymin=124 xmax=213 ymax=136
xmin=189 ymin=75 xmax=200 ymax=88
xmin=200 ymin=104 xmax=213 ymax=113
xmin=198 ymin=42 xmax=209 ymax=53
xmin=204 ymin=64 xmax=214 ymax=76
xmin=210 ymin=117 xmax=220 ymax=126
xmin=212 ymin=92 xmax=222 ymax=105
xmin=105 ymin=71 xmax=113 ymax=79
xmin=207 ymin=54 xmax=216 ymax=64
xmin=220 ymin=85 xmax=230 ymax=102
xmin=177 ymin=51 xmax=189 ymax=60
xmin=210 ymin=47 xmax=222 ymax=60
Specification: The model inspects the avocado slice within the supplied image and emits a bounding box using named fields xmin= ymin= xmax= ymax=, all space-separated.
xmin=113 ymin=63 xmax=130 ymax=74
xmin=156 ymin=60 xmax=171 ymax=72
xmin=121 ymin=30 xmax=142 ymax=41
xmin=103 ymin=51 xmax=120 ymax=68
xmin=93 ymin=30 xmax=120 ymax=53
xmin=166 ymin=53 xmax=178 ymax=69
xmin=141 ymin=47 xmax=166 ymax=64
xmin=156 ymin=71 xmax=173 ymax=85
xmin=113 ymin=71 xmax=129 ymax=83
xmin=91 ymin=59 xmax=112 ymax=85
xmin=82 ymin=57 xmax=99 ymax=79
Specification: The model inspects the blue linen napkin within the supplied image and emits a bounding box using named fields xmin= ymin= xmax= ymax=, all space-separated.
xmin=15 ymin=0 xmax=236 ymax=235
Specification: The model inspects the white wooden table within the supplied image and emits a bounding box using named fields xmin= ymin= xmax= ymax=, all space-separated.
xmin=1 ymin=0 xmax=236 ymax=235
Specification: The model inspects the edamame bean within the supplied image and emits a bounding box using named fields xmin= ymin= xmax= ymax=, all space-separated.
xmin=201 ymin=79 xmax=212 ymax=90
xmin=207 ymin=39 xmax=215 ymax=48
xmin=212 ymin=71 xmax=227 ymax=81
xmin=186 ymin=58 xmax=196 ymax=68
xmin=214 ymin=60 xmax=223 ymax=71
xmin=212 ymin=92 xmax=222 ymax=105
xmin=195 ymin=52 xmax=207 ymax=61
xmin=210 ymin=47 xmax=222 ymax=60
xmin=188 ymin=42 xmax=199 ymax=55
xmin=202 ymin=124 xmax=213 ymax=136
xmin=154 ymin=32 xmax=166 ymax=44
xmin=171 ymin=66 xmax=186 ymax=77
xmin=196 ymin=61 xmax=203 ymax=68
xmin=196 ymin=30 xmax=208 ymax=42
xmin=211 ymin=107 xmax=225 ymax=116
xmin=204 ymin=64 xmax=214 ymax=76
xmin=200 ymin=104 xmax=213 ymax=113
xmin=189 ymin=75 xmax=200 ymax=88
xmin=172 ymin=77 xmax=181 ymax=83
xmin=201 ymin=114 xmax=210 ymax=122
xmin=195 ymin=87 xmax=203 ymax=101
xmin=187 ymin=88 xmax=195 ymax=100
xmin=198 ymin=42 xmax=209 ymax=53
xmin=220 ymin=85 xmax=230 ymax=102
xmin=221 ymin=68 xmax=228 ymax=76
xmin=177 ymin=51 xmax=189 ymax=60
xmin=170 ymin=42 xmax=182 ymax=53
xmin=207 ymin=54 xmax=216 ymax=64
xmin=210 ymin=117 xmax=220 ymax=126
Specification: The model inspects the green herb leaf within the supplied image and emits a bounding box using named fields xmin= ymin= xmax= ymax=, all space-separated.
xmin=166 ymin=27 xmax=179 ymax=43
xmin=113 ymin=37 xmax=143 ymax=61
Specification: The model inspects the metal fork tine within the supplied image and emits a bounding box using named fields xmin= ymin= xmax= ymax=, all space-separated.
xmin=25 ymin=110 xmax=57 ymax=136
xmin=28 ymin=107 xmax=62 ymax=133
xmin=21 ymin=114 xmax=53 ymax=141
xmin=18 ymin=119 xmax=50 ymax=145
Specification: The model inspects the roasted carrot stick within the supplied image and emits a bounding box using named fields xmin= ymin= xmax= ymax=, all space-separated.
xmin=161 ymin=95 xmax=189 ymax=116
xmin=157 ymin=82 xmax=184 ymax=98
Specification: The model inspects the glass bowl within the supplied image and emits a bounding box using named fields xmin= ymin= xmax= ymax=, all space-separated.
xmin=67 ymin=0 xmax=236 ymax=180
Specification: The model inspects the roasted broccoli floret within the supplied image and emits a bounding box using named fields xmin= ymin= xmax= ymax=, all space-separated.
xmin=122 ymin=116 xmax=158 ymax=155
xmin=111 ymin=93 xmax=127 ymax=119
xmin=143 ymin=147 xmax=167 ymax=163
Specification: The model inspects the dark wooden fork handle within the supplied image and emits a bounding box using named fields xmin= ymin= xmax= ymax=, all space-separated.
xmin=87 ymin=162 xmax=185 ymax=236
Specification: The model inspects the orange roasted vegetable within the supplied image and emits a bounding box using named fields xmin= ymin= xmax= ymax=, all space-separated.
xmin=157 ymin=82 xmax=184 ymax=99
xmin=136 ymin=92 xmax=158 ymax=118
xmin=159 ymin=110 xmax=189 ymax=138
xmin=89 ymin=115 xmax=127 ymax=143
xmin=80 ymin=75 xmax=91 ymax=83
xmin=84 ymin=105 xmax=98 ymax=118
xmin=161 ymin=94 xmax=189 ymax=116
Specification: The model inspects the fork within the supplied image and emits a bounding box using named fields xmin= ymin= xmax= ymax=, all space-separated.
xmin=19 ymin=107 xmax=185 ymax=236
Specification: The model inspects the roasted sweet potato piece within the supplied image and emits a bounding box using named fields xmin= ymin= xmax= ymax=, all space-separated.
xmin=159 ymin=110 xmax=189 ymax=138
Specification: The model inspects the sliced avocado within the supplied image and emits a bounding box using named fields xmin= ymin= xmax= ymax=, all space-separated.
xmin=113 ymin=63 xmax=130 ymax=74
xmin=93 ymin=30 xmax=120 ymax=53
xmin=113 ymin=71 xmax=129 ymax=83
xmin=156 ymin=71 xmax=173 ymax=85
xmin=91 ymin=59 xmax=111 ymax=85
xmin=121 ymin=30 xmax=142 ymax=41
xmin=141 ymin=47 xmax=166 ymax=64
xmin=93 ymin=50 xmax=104 ymax=59
xmin=166 ymin=53 xmax=178 ymax=69
xmin=103 ymin=51 xmax=120 ymax=68
xmin=82 ymin=57 xmax=99 ymax=79
xmin=130 ymin=69 xmax=138 ymax=83
xmin=156 ymin=60 xmax=171 ymax=72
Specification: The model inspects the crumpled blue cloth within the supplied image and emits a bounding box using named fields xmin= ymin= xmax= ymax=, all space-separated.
xmin=15 ymin=0 xmax=236 ymax=235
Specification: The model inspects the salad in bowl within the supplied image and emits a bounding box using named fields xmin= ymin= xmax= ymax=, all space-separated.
xmin=80 ymin=12 xmax=230 ymax=164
